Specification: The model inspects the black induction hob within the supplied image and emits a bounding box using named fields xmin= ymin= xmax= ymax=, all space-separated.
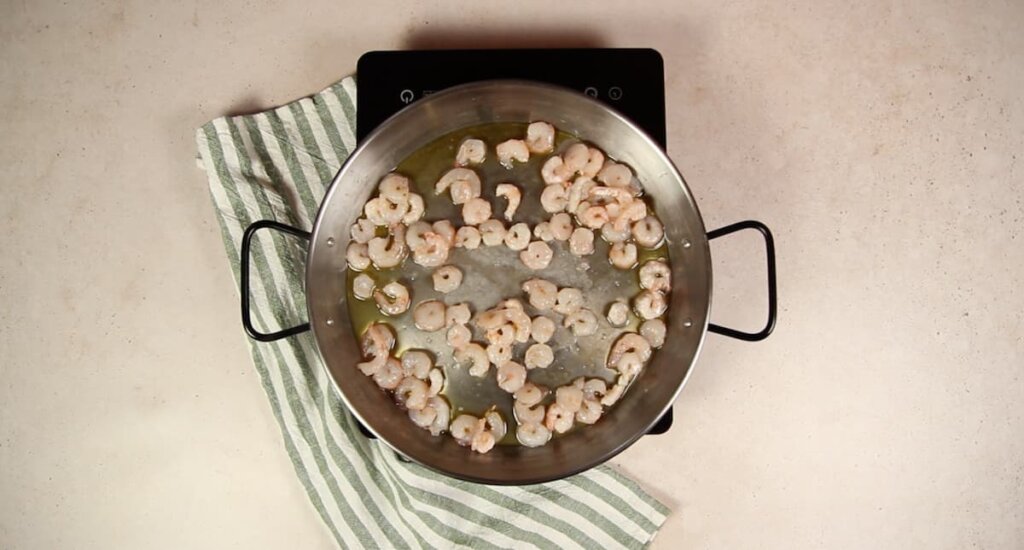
xmin=356 ymin=48 xmax=672 ymax=435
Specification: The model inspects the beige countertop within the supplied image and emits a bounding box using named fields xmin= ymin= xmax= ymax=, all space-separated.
xmin=2 ymin=1 xmax=1022 ymax=548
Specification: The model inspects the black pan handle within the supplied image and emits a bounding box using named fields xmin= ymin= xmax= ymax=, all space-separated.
xmin=241 ymin=220 xmax=311 ymax=342
xmin=706 ymin=220 xmax=777 ymax=341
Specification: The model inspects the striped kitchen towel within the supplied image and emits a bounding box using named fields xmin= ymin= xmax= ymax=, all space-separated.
xmin=195 ymin=76 xmax=670 ymax=549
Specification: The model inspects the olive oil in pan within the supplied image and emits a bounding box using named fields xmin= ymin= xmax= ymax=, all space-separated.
xmin=346 ymin=123 xmax=670 ymax=444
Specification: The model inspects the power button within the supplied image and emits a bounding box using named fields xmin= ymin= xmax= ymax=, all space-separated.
xmin=399 ymin=89 xmax=415 ymax=104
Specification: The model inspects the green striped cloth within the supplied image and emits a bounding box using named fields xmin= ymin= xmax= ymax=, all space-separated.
xmin=195 ymin=76 xmax=670 ymax=549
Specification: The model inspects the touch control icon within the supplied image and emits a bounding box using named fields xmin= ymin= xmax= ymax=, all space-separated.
xmin=584 ymin=86 xmax=598 ymax=98
xmin=608 ymin=86 xmax=623 ymax=100
xmin=399 ymin=89 xmax=415 ymax=104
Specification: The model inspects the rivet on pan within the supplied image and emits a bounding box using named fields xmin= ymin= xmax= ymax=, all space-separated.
xmin=326 ymin=237 xmax=336 ymax=247
xmin=326 ymin=318 xmax=335 ymax=326
xmin=682 ymin=239 xmax=691 ymax=249
xmin=683 ymin=318 xmax=693 ymax=328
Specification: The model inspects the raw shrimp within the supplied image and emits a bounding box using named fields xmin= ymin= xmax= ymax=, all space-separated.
xmin=401 ymin=349 xmax=433 ymax=379
xmin=520 ymin=241 xmax=553 ymax=270
xmin=525 ymin=121 xmax=555 ymax=153
xmin=522 ymin=279 xmax=558 ymax=311
xmin=367 ymin=225 xmax=407 ymax=268
xmin=609 ymin=242 xmax=638 ymax=269
xmin=581 ymin=147 xmax=605 ymax=178
xmin=495 ymin=183 xmax=521 ymax=221
xmin=514 ymin=400 xmax=546 ymax=424
xmin=555 ymin=385 xmax=583 ymax=413
xmin=514 ymin=382 xmax=547 ymax=407
xmin=583 ymin=379 xmax=608 ymax=400
xmin=562 ymin=143 xmax=590 ymax=174
xmin=564 ymin=308 xmax=599 ymax=336
xmin=606 ymin=300 xmax=630 ymax=327
xmin=446 ymin=324 xmax=471 ymax=350
xmin=462 ymin=197 xmax=492 ymax=225
xmin=454 ymin=226 xmax=482 ymax=249
xmin=402 ymin=193 xmax=425 ymax=224
xmin=450 ymin=414 xmax=481 ymax=446
xmin=496 ymin=139 xmax=529 ymax=168
xmin=456 ymin=138 xmax=486 ymax=166
xmin=541 ymin=156 xmax=567 ymax=185
xmin=350 ymin=218 xmax=376 ymax=244
xmin=485 ymin=325 xmax=514 ymax=348
xmin=601 ymin=223 xmax=631 ymax=243
xmin=617 ymin=352 xmax=644 ymax=381
xmin=632 ymin=216 xmax=664 ymax=248
xmin=596 ymin=161 xmax=632 ymax=188
xmin=427 ymin=368 xmax=444 ymax=396
xmin=413 ymin=300 xmax=446 ymax=332
xmin=496 ymin=361 xmax=527 ymax=393
xmin=549 ymin=212 xmax=574 ymax=241
xmin=374 ymin=282 xmax=411 ymax=316
xmin=507 ymin=308 xmax=532 ymax=343
xmin=601 ymin=382 xmax=625 ymax=407
xmin=432 ymin=220 xmax=457 ymax=247
xmin=352 ymin=273 xmax=375 ymax=301
xmin=516 ymin=422 xmax=551 ymax=447
xmin=504 ymin=222 xmax=531 ymax=251
xmin=540 ymin=184 xmax=568 ymax=213
xmin=575 ymin=398 xmax=602 ymax=424
xmin=455 ymin=343 xmax=489 ymax=377
xmin=435 ymin=168 xmax=481 ymax=200
xmin=524 ymin=343 xmax=554 ymax=369
xmin=432 ymin=265 xmax=463 ymax=293
xmin=580 ymin=205 xmax=610 ymax=229
xmin=533 ymin=222 xmax=554 ymax=242
xmin=569 ymin=227 xmax=595 ymax=256
xmin=553 ymin=287 xmax=584 ymax=316
xmin=567 ymin=177 xmax=596 ymax=214
xmin=478 ymin=219 xmax=506 ymax=246
xmin=411 ymin=232 xmax=450 ymax=268
xmin=544 ymin=402 xmax=574 ymax=434
xmin=487 ymin=340 xmax=513 ymax=364
xmin=607 ymin=332 xmax=653 ymax=369
xmin=639 ymin=260 xmax=671 ymax=293
xmin=445 ymin=303 xmax=471 ymax=326
xmin=395 ymin=377 xmax=429 ymax=410
xmin=373 ymin=357 xmax=404 ymax=390
xmin=405 ymin=221 xmax=431 ymax=250
xmin=634 ymin=289 xmax=668 ymax=320
xmin=346 ymin=242 xmax=371 ymax=271
xmin=640 ymin=318 xmax=667 ymax=349
xmin=530 ymin=316 xmax=556 ymax=343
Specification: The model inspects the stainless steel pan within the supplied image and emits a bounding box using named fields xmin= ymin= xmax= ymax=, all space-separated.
xmin=239 ymin=80 xmax=777 ymax=485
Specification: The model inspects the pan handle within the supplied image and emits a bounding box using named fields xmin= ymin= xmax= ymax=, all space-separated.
xmin=241 ymin=220 xmax=311 ymax=342
xmin=706 ymin=220 xmax=777 ymax=341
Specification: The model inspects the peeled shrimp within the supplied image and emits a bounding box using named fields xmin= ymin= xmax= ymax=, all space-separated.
xmin=517 ymin=422 xmax=552 ymax=447
xmin=365 ymin=195 xmax=409 ymax=226
xmin=524 ymin=343 xmax=554 ymax=369
xmin=640 ymin=318 xmax=667 ymax=349
xmin=522 ymin=279 xmax=558 ymax=311
xmin=555 ymin=385 xmax=583 ymax=413
xmin=601 ymin=382 xmax=625 ymax=407
xmin=426 ymin=396 xmax=450 ymax=436
xmin=520 ymin=241 xmax=554 ymax=270
xmin=374 ymin=282 xmax=411 ymax=316
xmin=564 ymin=308 xmax=598 ymax=336
xmin=454 ymin=226 xmax=482 ymax=249
xmin=514 ymin=400 xmax=545 ymax=424
xmin=450 ymin=178 xmax=481 ymax=205
xmin=541 ymin=156 xmax=567 ymax=185
xmin=632 ymin=216 xmax=664 ymax=248
xmin=346 ymin=242 xmax=371 ymax=271
xmin=530 ymin=316 xmax=556 ymax=343
xmin=582 ymin=147 xmax=605 ymax=178
xmin=432 ymin=221 xmax=456 ymax=247
xmin=601 ymin=223 xmax=631 ymax=243
xmin=352 ymin=273 xmax=375 ymax=301
xmin=413 ymin=300 xmax=446 ymax=332
xmin=367 ymin=225 xmax=407 ymax=268
xmin=525 ymin=121 xmax=555 ymax=153
xmin=432 ymin=265 xmax=463 ymax=293
xmin=395 ymin=377 xmax=429 ymax=410
xmin=567 ymin=177 xmax=596 ymax=214
xmin=455 ymin=343 xmax=490 ymax=377
xmin=496 ymin=139 xmax=529 ymax=168
xmin=514 ymin=382 xmax=547 ymax=407
xmin=363 ymin=197 xmax=388 ymax=226
xmin=401 ymin=349 xmax=433 ymax=379
xmin=350 ymin=218 xmax=376 ymax=244
xmin=504 ymin=222 xmax=531 ymax=251
xmin=409 ymin=405 xmax=437 ymax=431
xmin=446 ymin=324 xmax=471 ymax=350
xmin=583 ymin=379 xmax=608 ymax=400
xmin=553 ymin=287 xmax=584 ymax=316
xmin=471 ymin=429 xmax=496 ymax=454
xmin=411 ymin=232 xmax=450 ymax=268
xmin=445 ymin=303 xmax=471 ymax=326
xmin=576 ymin=398 xmax=602 ymax=424
xmin=612 ymin=200 xmax=648 ymax=232
xmin=357 ymin=322 xmax=395 ymax=375
xmin=487 ymin=342 xmax=513 ymax=365
xmin=405 ymin=221 xmax=431 ymax=250
xmin=496 ymin=361 xmax=527 ymax=393
xmin=507 ymin=308 xmax=532 ymax=343
xmin=372 ymin=357 xmax=404 ymax=390
xmin=462 ymin=197 xmax=492 ymax=225
xmin=634 ymin=289 xmax=668 ymax=320
xmin=562 ymin=143 xmax=590 ymax=175
xmin=569 ymin=227 xmax=595 ymax=256
xmin=435 ymin=168 xmax=481 ymax=201
xmin=495 ymin=183 xmax=521 ymax=221
xmin=427 ymin=368 xmax=444 ymax=396
xmin=478 ymin=219 xmax=506 ymax=246
xmin=617 ymin=352 xmax=644 ymax=381
xmin=456 ymin=138 xmax=486 ymax=166
xmin=484 ymin=409 xmax=507 ymax=441
xmin=639 ymin=260 xmax=671 ymax=293
xmin=533 ymin=222 xmax=554 ymax=242
xmin=540 ymin=184 xmax=568 ymax=213
xmin=544 ymin=402 xmax=574 ymax=434
xmin=607 ymin=332 xmax=652 ymax=369
xmin=451 ymin=414 xmax=481 ymax=446
xmin=379 ymin=172 xmax=410 ymax=199
xmin=609 ymin=242 xmax=638 ymax=269
xmin=597 ymin=161 xmax=633 ymax=188
xmin=580 ymin=205 xmax=609 ymax=229
xmin=606 ymin=300 xmax=630 ymax=327
xmin=402 ymin=193 xmax=425 ymax=224
xmin=549 ymin=213 xmax=574 ymax=241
